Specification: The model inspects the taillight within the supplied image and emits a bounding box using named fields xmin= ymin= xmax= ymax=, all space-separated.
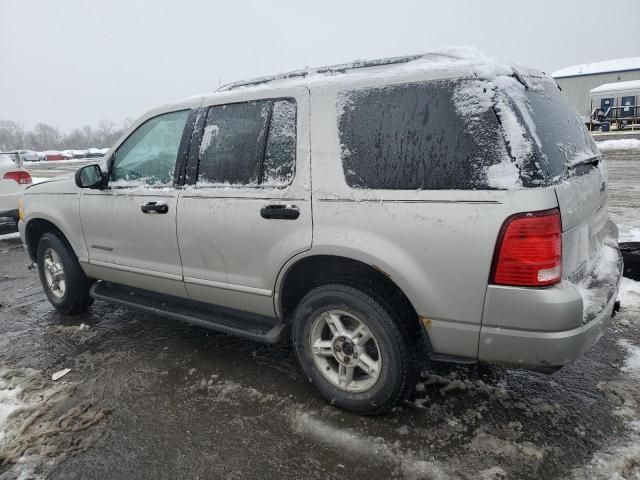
xmin=3 ymin=171 xmax=32 ymax=185
xmin=490 ymin=208 xmax=562 ymax=287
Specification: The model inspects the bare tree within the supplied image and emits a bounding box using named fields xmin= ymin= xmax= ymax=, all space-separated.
xmin=0 ymin=118 xmax=129 ymax=151
xmin=0 ymin=120 xmax=25 ymax=150
xmin=26 ymin=123 xmax=62 ymax=151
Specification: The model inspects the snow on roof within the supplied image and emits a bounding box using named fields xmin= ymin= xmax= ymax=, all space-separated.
xmin=552 ymin=57 xmax=640 ymax=78
xmin=590 ymin=79 xmax=640 ymax=94
xmin=216 ymin=46 xmax=515 ymax=92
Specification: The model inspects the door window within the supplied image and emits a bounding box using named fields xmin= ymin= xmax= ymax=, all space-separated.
xmin=621 ymin=96 xmax=636 ymax=118
xmin=111 ymin=110 xmax=190 ymax=186
xmin=196 ymin=99 xmax=296 ymax=187
xmin=600 ymin=98 xmax=613 ymax=115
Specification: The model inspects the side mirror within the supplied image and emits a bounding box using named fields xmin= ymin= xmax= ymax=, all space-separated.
xmin=75 ymin=164 xmax=104 ymax=189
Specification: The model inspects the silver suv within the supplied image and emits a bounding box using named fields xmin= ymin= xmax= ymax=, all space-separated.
xmin=19 ymin=51 xmax=623 ymax=414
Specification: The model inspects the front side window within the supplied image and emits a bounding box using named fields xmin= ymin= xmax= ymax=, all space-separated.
xmin=197 ymin=99 xmax=296 ymax=187
xmin=111 ymin=110 xmax=190 ymax=186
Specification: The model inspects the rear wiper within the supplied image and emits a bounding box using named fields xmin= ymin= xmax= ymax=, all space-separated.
xmin=568 ymin=155 xmax=600 ymax=169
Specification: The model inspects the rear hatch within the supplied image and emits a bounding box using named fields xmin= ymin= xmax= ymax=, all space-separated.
xmin=513 ymin=77 xmax=608 ymax=282
xmin=513 ymin=76 xmax=620 ymax=319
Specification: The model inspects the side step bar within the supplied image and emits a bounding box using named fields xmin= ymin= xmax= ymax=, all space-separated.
xmin=90 ymin=281 xmax=287 ymax=344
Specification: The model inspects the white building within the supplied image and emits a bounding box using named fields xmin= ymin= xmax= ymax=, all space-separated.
xmin=552 ymin=57 xmax=640 ymax=117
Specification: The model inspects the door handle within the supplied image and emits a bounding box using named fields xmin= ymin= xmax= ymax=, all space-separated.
xmin=141 ymin=201 xmax=169 ymax=214
xmin=260 ymin=204 xmax=300 ymax=220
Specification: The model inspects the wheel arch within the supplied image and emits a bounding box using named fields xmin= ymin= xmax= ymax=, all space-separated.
xmin=24 ymin=217 xmax=77 ymax=262
xmin=276 ymin=253 xmax=429 ymax=351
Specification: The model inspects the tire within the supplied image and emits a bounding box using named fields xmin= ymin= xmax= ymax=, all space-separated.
xmin=36 ymin=232 xmax=93 ymax=314
xmin=291 ymin=284 xmax=417 ymax=414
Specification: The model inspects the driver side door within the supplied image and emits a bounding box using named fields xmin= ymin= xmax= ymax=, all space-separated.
xmin=80 ymin=108 xmax=194 ymax=298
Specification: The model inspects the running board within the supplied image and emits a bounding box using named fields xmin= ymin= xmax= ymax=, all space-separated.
xmin=90 ymin=281 xmax=286 ymax=344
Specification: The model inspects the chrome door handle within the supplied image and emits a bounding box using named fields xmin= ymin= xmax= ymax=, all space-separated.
xmin=141 ymin=201 xmax=169 ymax=214
xmin=260 ymin=204 xmax=300 ymax=220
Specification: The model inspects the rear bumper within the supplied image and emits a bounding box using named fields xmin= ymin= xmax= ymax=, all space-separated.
xmin=478 ymin=236 xmax=623 ymax=370
xmin=0 ymin=208 xmax=18 ymax=219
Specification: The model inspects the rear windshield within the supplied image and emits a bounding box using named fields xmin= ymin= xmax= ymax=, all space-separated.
xmin=516 ymin=76 xmax=600 ymax=182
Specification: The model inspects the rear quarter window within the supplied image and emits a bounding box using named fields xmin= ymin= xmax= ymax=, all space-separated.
xmin=336 ymin=80 xmax=504 ymax=190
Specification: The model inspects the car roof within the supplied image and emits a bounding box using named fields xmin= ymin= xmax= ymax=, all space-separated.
xmin=152 ymin=47 xmax=545 ymax=114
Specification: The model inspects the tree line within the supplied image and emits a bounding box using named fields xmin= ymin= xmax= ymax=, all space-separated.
xmin=0 ymin=119 xmax=133 ymax=152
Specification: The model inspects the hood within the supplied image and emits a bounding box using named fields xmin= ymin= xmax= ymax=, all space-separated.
xmin=24 ymin=175 xmax=78 ymax=195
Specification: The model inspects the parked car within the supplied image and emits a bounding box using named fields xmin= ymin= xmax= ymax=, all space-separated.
xmin=18 ymin=51 xmax=623 ymax=414
xmin=86 ymin=148 xmax=104 ymax=158
xmin=10 ymin=150 xmax=44 ymax=162
xmin=0 ymin=153 xmax=31 ymax=222
xmin=42 ymin=150 xmax=65 ymax=161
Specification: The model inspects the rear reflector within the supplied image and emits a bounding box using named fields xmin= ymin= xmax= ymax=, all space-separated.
xmin=3 ymin=170 xmax=32 ymax=185
xmin=491 ymin=208 xmax=562 ymax=287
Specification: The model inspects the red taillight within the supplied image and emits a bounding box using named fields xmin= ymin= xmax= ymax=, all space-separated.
xmin=3 ymin=171 xmax=32 ymax=185
xmin=490 ymin=208 xmax=562 ymax=287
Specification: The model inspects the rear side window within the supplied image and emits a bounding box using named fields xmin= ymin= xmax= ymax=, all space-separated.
xmin=337 ymin=81 xmax=504 ymax=190
xmin=197 ymin=99 xmax=296 ymax=187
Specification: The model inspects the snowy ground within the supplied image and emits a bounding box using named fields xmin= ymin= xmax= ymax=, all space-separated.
xmin=0 ymin=151 xmax=639 ymax=479
xmin=596 ymin=138 xmax=640 ymax=152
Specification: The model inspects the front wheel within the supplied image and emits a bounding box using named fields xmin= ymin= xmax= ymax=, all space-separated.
xmin=291 ymin=284 xmax=417 ymax=414
xmin=37 ymin=232 xmax=93 ymax=314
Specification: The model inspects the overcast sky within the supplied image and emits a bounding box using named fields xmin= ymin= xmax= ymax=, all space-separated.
xmin=1 ymin=0 xmax=639 ymax=131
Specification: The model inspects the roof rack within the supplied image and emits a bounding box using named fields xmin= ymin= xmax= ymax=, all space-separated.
xmin=216 ymin=52 xmax=461 ymax=92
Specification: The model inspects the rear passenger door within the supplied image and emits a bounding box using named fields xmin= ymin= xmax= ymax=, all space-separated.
xmin=177 ymin=87 xmax=311 ymax=317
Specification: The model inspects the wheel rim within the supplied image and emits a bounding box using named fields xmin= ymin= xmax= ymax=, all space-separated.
xmin=309 ymin=309 xmax=382 ymax=393
xmin=42 ymin=248 xmax=66 ymax=299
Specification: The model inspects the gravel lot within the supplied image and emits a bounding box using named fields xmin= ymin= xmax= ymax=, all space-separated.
xmin=0 ymin=151 xmax=639 ymax=480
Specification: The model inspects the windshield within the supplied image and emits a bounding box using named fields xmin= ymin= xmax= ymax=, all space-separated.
xmin=515 ymin=76 xmax=601 ymax=185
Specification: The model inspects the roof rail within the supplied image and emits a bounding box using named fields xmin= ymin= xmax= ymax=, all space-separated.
xmin=216 ymin=52 xmax=461 ymax=92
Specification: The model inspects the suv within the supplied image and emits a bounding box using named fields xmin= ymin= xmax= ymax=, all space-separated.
xmin=19 ymin=50 xmax=623 ymax=414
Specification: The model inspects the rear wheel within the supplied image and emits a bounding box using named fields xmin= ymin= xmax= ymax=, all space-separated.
xmin=291 ymin=284 xmax=417 ymax=414
xmin=37 ymin=232 xmax=93 ymax=314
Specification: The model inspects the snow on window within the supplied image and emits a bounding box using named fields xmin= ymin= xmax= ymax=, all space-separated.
xmin=263 ymin=99 xmax=296 ymax=186
xmin=337 ymin=80 xmax=505 ymax=190
xmin=197 ymin=101 xmax=270 ymax=186
xmin=196 ymin=99 xmax=296 ymax=188
xmin=199 ymin=124 xmax=219 ymax=157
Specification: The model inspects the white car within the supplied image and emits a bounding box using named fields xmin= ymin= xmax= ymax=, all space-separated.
xmin=12 ymin=150 xmax=44 ymax=162
xmin=0 ymin=153 xmax=32 ymax=222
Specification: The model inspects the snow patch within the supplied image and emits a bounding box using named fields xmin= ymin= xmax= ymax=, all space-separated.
xmin=288 ymin=410 xmax=452 ymax=480
xmin=618 ymin=278 xmax=640 ymax=308
xmin=485 ymin=162 xmax=521 ymax=189
xmin=619 ymin=340 xmax=640 ymax=379
xmin=596 ymin=139 xmax=640 ymax=151
xmin=0 ymin=368 xmax=106 ymax=477
xmin=552 ymin=56 xmax=640 ymax=78
xmin=0 ymin=232 xmax=20 ymax=241
xmin=199 ymin=124 xmax=220 ymax=157
xmin=575 ymin=236 xmax=621 ymax=324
